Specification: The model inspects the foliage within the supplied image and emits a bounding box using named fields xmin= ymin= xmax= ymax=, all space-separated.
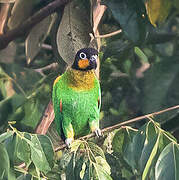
xmin=0 ymin=0 xmax=179 ymax=179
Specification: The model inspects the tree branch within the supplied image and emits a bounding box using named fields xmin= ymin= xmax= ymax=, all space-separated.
xmin=55 ymin=104 xmax=179 ymax=151
xmin=0 ymin=0 xmax=70 ymax=50
xmin=96 ymin=29 xmax=122 ymax=38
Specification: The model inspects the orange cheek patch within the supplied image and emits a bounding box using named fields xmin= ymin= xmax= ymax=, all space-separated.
xmin=78 ymin=59 xmax=89 ymax=69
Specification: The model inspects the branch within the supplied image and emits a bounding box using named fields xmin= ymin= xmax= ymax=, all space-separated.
xmin=35 ymin=100 xmax=55 ymax=134
xmin=55 ymin=104 xmax=179 ymax=151
xmin=96 ymin=29 xmax=122 ymax=38
xmin=0 ymin=0 xmax=70 ymax=50
xmin=0 ymin=3 xmax=10 ymax=34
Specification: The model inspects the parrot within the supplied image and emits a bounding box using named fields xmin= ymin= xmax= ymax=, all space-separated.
xmin=52 ymin=48 xmax=101 ymax=147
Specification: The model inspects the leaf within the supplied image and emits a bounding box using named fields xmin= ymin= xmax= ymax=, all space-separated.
xmin=139 ymin=122 xmax=160 ymax=174
xmin=0 ymin=131 xmax=14 ymax=143
xmin=16 ymin=174 xmax=32 ymax=180
xmin=30 ymin=134 xmax=54 ymax=173
xmin=145 ymin=0 xmax=172 ymax=26
xmin=88 ymin=141 xmax=105 ymax=159
xmin=25 ymin=15 xmax=53 ymax=64
xmin=66 ymin=153 xmax=76 ymax=180
xmin=102 ymin=40 xmax=133 ymax=61
xmin=112 ymin=127 xmax=138 ymax=155
xmin=93 ymin=164 xmax=113 ymax=180
xmin=174 ymin=0 xmax=179 ymax=10
xmin=142 ymin=56 xmax=179 ymax=122
xmin=95 ymin=156 xmax=111 ymax=175
xmin=122 ymin=123 xmax=150 ymax=172
xmin=134 ymin=47 xmax=148 ymax=63
xmin=0 ymin=42 xmax=16 ymax=63
xmin=58 ymin=151 xmax=72 ymax=171
xmin=56 ymin=0 xmax=92 ymax=65
xmin=155 ymin=142 xmax=179 ymax=180
xmin=0 ymin=63 xmax=42 ymax=94
xmin=16 ymin=136 xmax=31 ymax=166
xmin=101 ymin=0 xmax=147 ymax=43
xmin=0 ymin=143 xmax=10 ymax=180
xmin=80 ymin=162 xmax=86 ymax=179
xmin=0 ymin=94 xmax=26 ymax=126
xmin=70 ymin=139 xmax=83 ymax=153
xmin=142 ymin=129 xmax=160 ymax=180
xmin=4 ymin=134 xmax=18 ymax=164
xmin=8 ymin=0 xmax=37 ymax=29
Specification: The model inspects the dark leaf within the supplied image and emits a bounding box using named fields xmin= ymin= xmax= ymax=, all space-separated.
xmin=142 ymin=56 xmax=179 ymax=122
xmin=155 ymin=142 xmax=179 ymax=180
xmin=101 ymin=0 xmax=147 ymax=43
xmin=0 ymin=143 xmax=10 ymax=180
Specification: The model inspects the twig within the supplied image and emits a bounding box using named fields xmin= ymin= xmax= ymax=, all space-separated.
xmin=41 ymin=44 xmax=53 ymax=50
xmin=96 ymin=29 xmax=122 ymax=38
xmin=93 ymin=1 xmax=107 ymax=35
xmin=34 ymin=63 xmax=58 ymax=76
xmin=0 ymin=0 xmax=70 ymax=50
xmin=0 ymin=3 xmax=10 ymax=34
xmin=54 ymin=104 xmax=179 ymax=151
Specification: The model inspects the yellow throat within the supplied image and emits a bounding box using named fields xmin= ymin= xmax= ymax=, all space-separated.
xmin=67 ymin=69 xmax=95 ymax=91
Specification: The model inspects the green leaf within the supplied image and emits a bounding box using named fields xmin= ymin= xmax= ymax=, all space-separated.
xmin=80 ymin=162 xmax=86 ymax=179
xmin=88 ymin=141 xmax=105 ymax=159
xmin=70 ymin=139 xmax=83 ymax=153
xmin=174 ymin=0 xmax=179 ymax=10
xmin=93 ymin=164 xmax=113 ymax=180
xmin=4 ymin=134 xmax=18 ymax=164
xmin=0 ymin=63 xmax=42 ymax=95
xmin=95 ymin=156 xmax=111 ymax=175
xmin=155 ymin=142 xmax=179 ymax=180
xmin=30 ymin=134 xmax=54 ymax=173
xmin=0 ymin=94 xmax=26 ymax=126
xmin=145 ymin=0 xmax=172 ymax=26
xmin=142 ymin=128 xmax=160 ymax=180
xmin=0 ymin=143 xmax=10 ymax=180
xmin=59 ymin=151 xmax=73 ymax=170
xmin=56 ymin=0 xmax=92 ymax=65
xmin=112 ymin=127 xmax=138 ymax=155
xmin=102 ymin=40 xmax=133 ymax=61
xmin=101 ymin=0 xmax=147 ymax=43
xmin=16 ymin=174 xmax=32 ymax=180
xmin=142 ymin=57 xmax=179 ymax=122
xmin=134 ymin=47 xmax=148 ymax=63
xmin=0 ymin=131 xmax=14 ymax=143
xmin=16 ymin=136 xmax=31 ymax=166
xmin=0 ymin=42 xmax=16 ymax=63
xmin=66 ymin=153 xmax=75 ymax=180
xmin=25 ymin=15 xmax=53 ymax=64
xmin=122 ymin=123 xmax=149 ymax=172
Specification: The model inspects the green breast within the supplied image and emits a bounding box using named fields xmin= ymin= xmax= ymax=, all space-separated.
xmin=53 ymin=70 xmax=100 ymax=137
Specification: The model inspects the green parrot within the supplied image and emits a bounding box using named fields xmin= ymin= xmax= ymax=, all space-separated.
xmin=52 ymin=48 xmax=101 ymax=146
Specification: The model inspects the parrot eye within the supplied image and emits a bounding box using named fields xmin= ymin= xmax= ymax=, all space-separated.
xmin=79 ymin=52 xmax=87 ymax=59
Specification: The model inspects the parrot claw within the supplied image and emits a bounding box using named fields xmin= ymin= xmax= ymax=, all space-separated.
xmin=65 ymin=138 xmax=73 ymax=148
xmin=94 ymin=128 xmax=102 ymax=138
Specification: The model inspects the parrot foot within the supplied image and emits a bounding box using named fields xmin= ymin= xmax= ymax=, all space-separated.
xmin=94 ymin=128 xmax=102 ymax=138
xmin=65 ymin=138 xmax=73 ymax=148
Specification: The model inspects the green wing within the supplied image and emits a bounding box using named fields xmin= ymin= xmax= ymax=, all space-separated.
xmin=52 ymin=76 xmax=65 ymax=139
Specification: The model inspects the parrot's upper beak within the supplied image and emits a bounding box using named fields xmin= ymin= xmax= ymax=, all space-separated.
xmin=89 ymin=55 xmax=97 ymax=69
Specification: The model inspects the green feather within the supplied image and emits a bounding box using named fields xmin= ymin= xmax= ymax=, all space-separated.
xmin=52 ymin=68 xmax=101 ymax=140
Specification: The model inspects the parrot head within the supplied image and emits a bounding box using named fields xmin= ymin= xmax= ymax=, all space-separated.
xmin=72 ymin=48 xmax=98 ymax=71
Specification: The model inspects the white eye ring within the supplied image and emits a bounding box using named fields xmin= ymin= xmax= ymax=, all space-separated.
xmin=79 ymin=52 xmax=87 ymax=59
